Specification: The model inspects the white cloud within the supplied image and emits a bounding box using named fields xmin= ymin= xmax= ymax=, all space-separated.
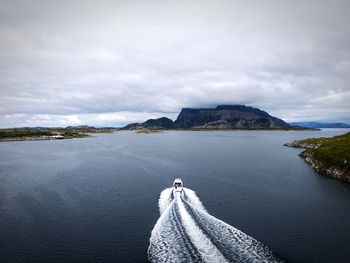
xmin=0 ymin=112 xmax=178 ymax=128
xmin=0 ymin=0 xmax=350 ymax=127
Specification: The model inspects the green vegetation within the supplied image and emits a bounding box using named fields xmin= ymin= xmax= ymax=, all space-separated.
xmin=136 ymin=129 xmax=164 ymax=134
xmin=0 ymin=129 xmax=53 ymax=138
xmin=297 ymin=132 xmax=350 ymax=173
xmin=61 ymin=130 xmax=87 ymax=138
xmin=0 ymin=126 xmax=121 ymax=141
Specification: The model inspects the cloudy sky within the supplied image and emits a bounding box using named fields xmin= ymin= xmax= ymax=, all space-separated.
xmin=1 ymin=0 xmax=349 ymax=128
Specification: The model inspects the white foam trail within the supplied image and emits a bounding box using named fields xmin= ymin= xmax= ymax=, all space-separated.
xmin=175 ymin=192 xmax=229 ymax=263
xmin=158 ymin=188 xmax=173 ymax=215
xmin=182 ymin=187 xmax=207 ymax=212
xmin=148 ymin=187 xmax=284 ymax=263
xmin=149 ymin=195 xmax=200 ymax=262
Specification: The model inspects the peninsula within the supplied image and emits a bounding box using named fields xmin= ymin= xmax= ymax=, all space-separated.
xmin=122 ymin=105 xmax=307 ymax=130
xmin=284 ymin=132 xmax=350 ymax=182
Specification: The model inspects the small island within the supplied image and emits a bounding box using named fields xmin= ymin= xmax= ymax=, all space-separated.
xmin=0 ymin=126 xmax=117 ymax=142
xmin=284 ymin=132 xmax=350 ymax=182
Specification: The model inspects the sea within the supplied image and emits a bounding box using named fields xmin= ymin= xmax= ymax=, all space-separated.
xmin=1 ymin=129 xmax=350 ymax=263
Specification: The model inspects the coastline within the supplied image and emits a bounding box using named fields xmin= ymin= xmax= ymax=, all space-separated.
xmin=125 ymin=127 xmax=319 ymax=132
xmin=284 ymin=132 xmax=350 ymax=182
xmin=0 ymin=127 xmax=118 ymax=142
xmin=0 ymin=134 xmax=90 ymax=142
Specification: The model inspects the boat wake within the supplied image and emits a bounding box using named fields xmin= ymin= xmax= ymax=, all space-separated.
xmin=148 ymin=187 xmax=284 ymax=263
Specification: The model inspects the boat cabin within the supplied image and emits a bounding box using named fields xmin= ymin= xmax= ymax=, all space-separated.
xmin=173 ymin=178 xmax=183 ymax=192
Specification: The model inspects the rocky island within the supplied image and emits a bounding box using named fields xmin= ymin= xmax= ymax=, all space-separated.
xmin=122 ymin=105 xmax=305 ymax=131
xmin=285 ymin=132 xmax=350 ymax=182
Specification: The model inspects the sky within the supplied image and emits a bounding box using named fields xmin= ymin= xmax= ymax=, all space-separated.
xmin=0 ymin=0 xmax=349 ymax=128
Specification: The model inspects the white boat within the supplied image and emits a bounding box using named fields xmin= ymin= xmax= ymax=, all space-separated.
xmin=173 ymin=178 xmax=183 ymax=192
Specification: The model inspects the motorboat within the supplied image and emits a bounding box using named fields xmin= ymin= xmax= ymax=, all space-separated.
xmin=173 ymin=178 xmax=183 ymax=192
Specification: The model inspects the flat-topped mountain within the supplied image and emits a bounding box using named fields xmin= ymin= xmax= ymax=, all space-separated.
xmin=122 ymin=105 xmax=293 ymax=130
xmin=174 ymin=105 xmax=290 ymax=129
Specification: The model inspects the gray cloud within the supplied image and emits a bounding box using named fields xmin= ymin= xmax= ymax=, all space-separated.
xmin=0 ymin=0 xmax=350 ymax=127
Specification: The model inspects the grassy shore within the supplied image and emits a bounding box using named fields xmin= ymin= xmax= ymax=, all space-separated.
xmin=0 ymin=129 xmax=88 ymax=141
xmin=285 ymin=132 xmax=350 ymax=181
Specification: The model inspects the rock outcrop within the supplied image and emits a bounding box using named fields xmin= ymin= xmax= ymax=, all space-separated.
xmin=284 ymin=133 xmax=350 ymax=182
xmin=299 ymin=150 xmax=349 ymax=182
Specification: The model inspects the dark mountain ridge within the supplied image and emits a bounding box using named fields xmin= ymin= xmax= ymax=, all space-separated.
xmin=122 ymin=105 xmax=293 ymax=130
xmin=174 ymin=105 xmax=289 ymax=129
xmin=121 ymin=117 xmax=174 ymax=130
xmin=289 ymin=122 xmax=350 ymax=128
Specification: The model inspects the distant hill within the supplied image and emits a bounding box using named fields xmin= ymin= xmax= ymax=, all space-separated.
xmin=122 ymin=105 xmax=293 ymax=130
xmin=122 ymin=117 xmax=174 ymax=130
xmin=290 ymin=122 xmax=350 ymax=128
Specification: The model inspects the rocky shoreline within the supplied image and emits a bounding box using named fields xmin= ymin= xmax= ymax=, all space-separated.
xmin=284 ymin=133 xmax=350 ymax=182
xmin=299 ymin=150 xmax=349 ymax=181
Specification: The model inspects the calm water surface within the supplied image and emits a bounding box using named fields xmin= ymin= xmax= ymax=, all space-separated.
xmin=1 ymin=129 xmax=350 ymax=263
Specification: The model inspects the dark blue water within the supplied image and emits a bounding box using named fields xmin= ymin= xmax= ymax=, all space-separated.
xmin=1 ymin=129 xmax=350 ymax=263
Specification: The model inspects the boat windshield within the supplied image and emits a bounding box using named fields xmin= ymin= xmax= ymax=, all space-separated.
xmin=174 ymin=183 xmax=182 ymax=187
